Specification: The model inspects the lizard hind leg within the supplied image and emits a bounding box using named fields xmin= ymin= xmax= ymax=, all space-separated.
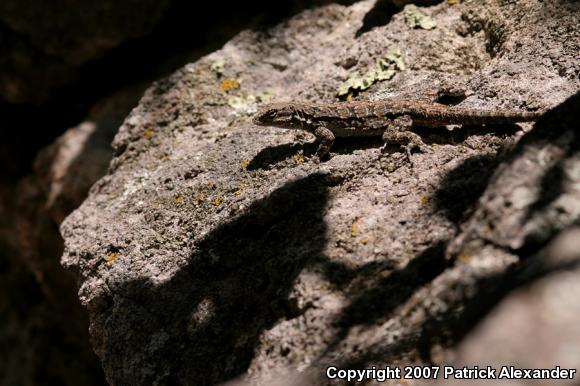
xmin=313 ymin=126 xmax=335 ymax=161
xmin=382 ymin=115 xmax=432 ymax=160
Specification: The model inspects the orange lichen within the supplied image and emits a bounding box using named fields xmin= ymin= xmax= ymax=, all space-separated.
xmin=351 ymin=218 xmax=361 ymax=237
xmin=105 ymin=252 xmax=118 ymax=265
xmin=144 ymin=128 xmax=156 ymax=139
xmin=175 ymin=195 xmax=184 ymax=205
xmin=457 ymin=253 xmax=472 ymax=263
xmin=293 ymin=154 xmax=305 ymax=164
xmin=212 ymin=196 xmax=223 ymax=206
xmin=240 ymin=159 xmax=251 ymax=169
xmin=221 ymin=79 xmax=240 ymax=92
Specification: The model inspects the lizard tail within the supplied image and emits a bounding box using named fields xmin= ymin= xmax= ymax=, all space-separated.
xmin=415 ymin=106 xmax=545 ymax=126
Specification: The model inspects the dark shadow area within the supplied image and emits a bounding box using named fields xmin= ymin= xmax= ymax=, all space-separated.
xmin=0 ymin=100 xmax=83 ymax=182
xmin=355 ymin=0 xmax=443 ymax=37
xmin=309 ymin=256 xmax=398 ymax=291
xmin=0 ymin=234 xmax=106 ymax=386
xmin=247 ymin=142 xmax=317 ymax=170
xmin=436 ymin=93 xmax=468 ymax=105
xmin=248 ymin=137 xmax=383 ymax=170
xmin=518 ymin=95 xmax=580 ymax=245
xmin=434 ymin=154 xmax=499 ymax=223
xmin=101 ymin=173 xmax=330 ymax=385
xmin=336 ymin=241 xmax=448 ymax=329
xmin=332 ymin=136 xmax=386 ymax=155
xmin=315 ymin=241 xmax=450 ymax=365
xmin=355 ymin=0 xmax=399 ymax=37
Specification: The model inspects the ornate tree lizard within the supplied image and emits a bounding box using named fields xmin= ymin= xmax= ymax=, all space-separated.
xmin=253 ymin=99 xmax=543 ymax=160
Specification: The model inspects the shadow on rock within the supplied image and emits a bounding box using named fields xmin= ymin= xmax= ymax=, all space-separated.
xmin=519 ymin=93 xmax=580 ymax=245
xmin=248 ymin=137 xmax=382 ymax=170
xmin=247 ymin=142 xmax=317 ymax=170
xmin=355 ymin=0 xmax=399 ymax=37
xmin=434 ymin=154 xmax=499 ymax=223
xmin=313 ymin=241 xmax=450 ymax=369
xmin=355 ymin=0 xmax=442 ymax=37
xmin=101 ymin=173 xmax=330 ymax=385
xmin=335 ymin=241 xmax=448 ymax=329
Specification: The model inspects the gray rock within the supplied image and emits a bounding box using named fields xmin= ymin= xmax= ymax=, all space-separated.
xmin=436 ymin=228 xmax=580 ymax=386
xmin=60 ymin=0 xmax=579 ymax=385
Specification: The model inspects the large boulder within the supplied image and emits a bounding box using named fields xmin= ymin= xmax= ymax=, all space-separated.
xmin=60 ymin=0 xmax=579 ymax=385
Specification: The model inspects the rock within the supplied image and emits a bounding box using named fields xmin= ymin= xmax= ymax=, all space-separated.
xmin=34 ymin=86 xmax=147 ymax=224
xmin=438 ymin=228 xmax=580 ymax=385
xmin=448 ymin=91 xmax=580 ymax=256
xmin=60 ymin=0 xmax=579 ymax=385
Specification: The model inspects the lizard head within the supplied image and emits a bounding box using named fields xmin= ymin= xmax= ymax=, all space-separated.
xmin=253 ymin=102 xmax=303 ymax=129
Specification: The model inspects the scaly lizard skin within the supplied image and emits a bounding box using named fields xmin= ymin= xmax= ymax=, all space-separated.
xmin=252 ymin=99 xmax=543 ymax=159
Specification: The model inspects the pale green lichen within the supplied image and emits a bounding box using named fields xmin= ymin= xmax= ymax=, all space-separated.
xmin=210 ymin=59 xmax=226 ymax=76
xmin=337 ymin=47 xmax=405 ymax=97
xmin=228 ymin=92 xmax=272 ymax=113
xmin=383 ymin=47 xmax=406 ymax=71
xmin=404 ymin=4 xmax=437 ymax=30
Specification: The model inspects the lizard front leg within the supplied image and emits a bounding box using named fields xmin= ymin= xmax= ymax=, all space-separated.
xmin=382 ymin=115 xmax=432 ymax=160
xmin=313 ymin=126 xmax=335 ymax=160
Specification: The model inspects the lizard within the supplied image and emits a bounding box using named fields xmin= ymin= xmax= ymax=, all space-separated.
xmin=252 ymin=99 xmax=543 ymax=160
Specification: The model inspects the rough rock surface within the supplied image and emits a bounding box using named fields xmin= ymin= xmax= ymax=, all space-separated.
xmin=439 ymin=227 xmax=580 ymax=386
xmin=60 ymin=0 xmax=579 ymax=385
